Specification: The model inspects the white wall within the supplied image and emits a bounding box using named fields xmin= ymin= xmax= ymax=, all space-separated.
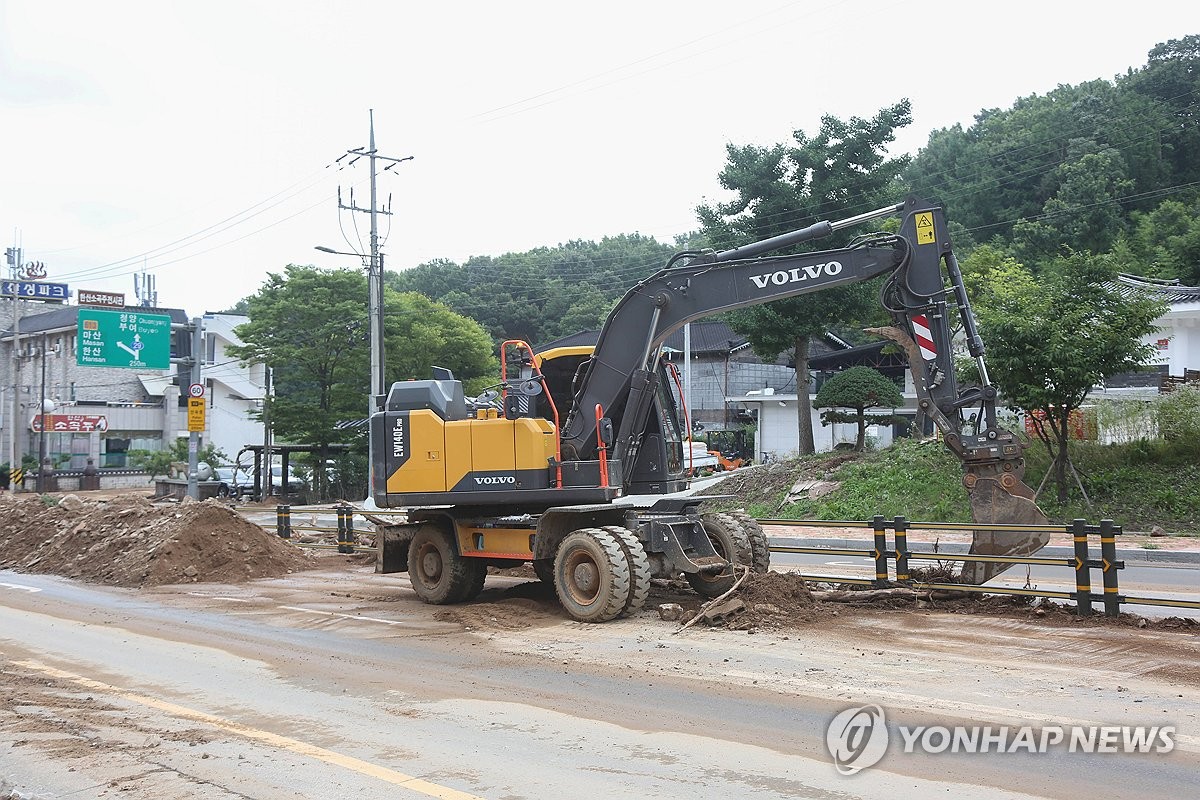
xmin=200 ymin=313 xmax=263 ymax=463
xmin=1143 ymin=300 xmax=1199 ymax=376
xmin=738 ymin=391 xmax=908 ymax=461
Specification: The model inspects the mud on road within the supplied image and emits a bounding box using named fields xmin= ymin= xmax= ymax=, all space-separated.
xmin=2 ymin=491 xmax=1199 ymax=798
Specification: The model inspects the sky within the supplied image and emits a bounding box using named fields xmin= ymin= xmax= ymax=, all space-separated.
xmin=1 ymin=1 xmax=1195 ymax=319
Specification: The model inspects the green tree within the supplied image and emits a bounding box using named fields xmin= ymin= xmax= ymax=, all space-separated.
xmin=128 ymin=438 xmax=228 ymax=481
xmin=812 ymin=366 xmax=904 ymax=451
xmin=697 ymin=101 xmax=912 ymax=454
xmin=1113 ymin=198 xmax=1200 ymax=285
xmin=966 ymin=251 xmax=1166 ymax=502
xmin=388 ymin=234 xmax=674 ymax=346
xmin=382 ymin=289 xmax=498 ymax=395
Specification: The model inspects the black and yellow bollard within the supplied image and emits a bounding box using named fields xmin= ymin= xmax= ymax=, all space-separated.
xmin=1100 ymin=519 xmax=1123 ymax=618
xmin=336 ymin=505 xmax=348 ymax=553
xmin=1071 ymin=518 xmax=1092 ymax=616
xmin=343 ymin=505 xmax=356 ymax=554
xmin=893 ymin=515 xmax=910 ymax=583
xmin=872 ymin=515 xmax=889 ymax=588
xmin=276 ymin=505 xmax=291 ymax=539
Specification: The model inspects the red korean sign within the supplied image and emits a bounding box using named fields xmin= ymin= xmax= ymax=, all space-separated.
xmin=30 ymin=414 xmax=109 ymax=433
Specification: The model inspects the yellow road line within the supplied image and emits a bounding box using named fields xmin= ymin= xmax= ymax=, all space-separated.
xmin=15 ymin=659 xmax=485 ymax=800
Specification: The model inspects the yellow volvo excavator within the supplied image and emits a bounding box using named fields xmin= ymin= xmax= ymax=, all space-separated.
xmin=370 ymin=196 xmax=1049 ymax=621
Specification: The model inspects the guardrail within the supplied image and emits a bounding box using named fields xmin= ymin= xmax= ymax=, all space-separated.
xmin=274 ymin=503 xmax=388 ymax=555
xmin=758 ymin=515 xmax=1200 ymax=617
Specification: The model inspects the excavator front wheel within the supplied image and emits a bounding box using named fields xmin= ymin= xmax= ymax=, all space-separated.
xmin=688 ymin=514 xmax=753 ymax=598
xmin=554 ymin=528 xmax=631 ymax=623
xmin=407 ymin=523 xmax=486 ymax=605
xmin=725 ymin=510 xmax=771 ymax=573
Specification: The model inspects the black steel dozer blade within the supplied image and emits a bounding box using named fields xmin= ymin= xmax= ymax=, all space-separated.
xmin=963 ymin=477 xmax=1051 ymax=584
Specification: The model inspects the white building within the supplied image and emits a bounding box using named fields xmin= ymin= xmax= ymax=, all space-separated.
xmin=1122 ymin=275 xmax=1200 ymax=382
xmin=728 ymin=275 xmax=1200 ymax=461
xmin=1 ymin=302 xmax=263 ymax=472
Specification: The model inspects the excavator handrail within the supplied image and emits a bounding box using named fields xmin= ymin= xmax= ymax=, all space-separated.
xmin=500 ymin=339 xmax=563 ymax=489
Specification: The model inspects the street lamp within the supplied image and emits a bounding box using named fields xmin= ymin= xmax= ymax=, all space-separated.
xmin=314 ymin=246 xmax=386 ymax=415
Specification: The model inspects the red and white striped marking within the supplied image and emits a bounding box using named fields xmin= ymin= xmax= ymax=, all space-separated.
xmin=911 ymin=314 xmax=938 ymax=360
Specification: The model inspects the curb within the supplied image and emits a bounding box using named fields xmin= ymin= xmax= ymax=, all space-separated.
xmin=769 ymin=536 xmax=1200 ymax=566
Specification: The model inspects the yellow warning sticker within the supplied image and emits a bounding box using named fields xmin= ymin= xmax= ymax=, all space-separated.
xmin=914 ymin=212 xmax=936 ymax=245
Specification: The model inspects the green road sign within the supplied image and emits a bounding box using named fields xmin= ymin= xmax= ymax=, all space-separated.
xmin=77 ymin=308 xmax=172 ymax=370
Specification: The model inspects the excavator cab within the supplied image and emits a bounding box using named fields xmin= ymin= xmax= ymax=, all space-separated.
xmin=534 ymin=346 xmax=688 ymax=495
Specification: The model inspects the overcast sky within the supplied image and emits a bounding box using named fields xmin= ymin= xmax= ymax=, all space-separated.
xmin=1 ymin=1 xmax=1193 ymax=318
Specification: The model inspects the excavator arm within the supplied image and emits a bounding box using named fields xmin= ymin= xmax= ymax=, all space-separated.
xmin=559 ymin=196 xmax=1049 ymax=582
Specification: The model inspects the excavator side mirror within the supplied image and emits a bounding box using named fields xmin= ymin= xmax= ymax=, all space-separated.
xmin=597 ymin=417 xmax=614 ymax=447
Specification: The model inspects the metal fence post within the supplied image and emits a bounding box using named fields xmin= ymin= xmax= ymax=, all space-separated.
xmin=872 ymin=515 xmax=889 ymax=587
xmin=893 ymin=515 xmax=910 ymax=583
xmin=1100 ymin=519 xmax=1122 ymax=617
xmin=1071 ymin=518 xmax=1091 ymax=616
xmin=276 ymin=504 xmax=291 ymax=539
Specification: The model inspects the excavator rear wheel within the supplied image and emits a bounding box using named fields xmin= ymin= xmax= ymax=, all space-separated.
xmin=554 ymin=528 xmax=630 ymax=623
xmin=688 ymin=514 xmax=753 ymax=598
xmin=407 ymin=523 xmax=486 ymax=605
xmin=598 ymin=526 xmax=651 ymax=617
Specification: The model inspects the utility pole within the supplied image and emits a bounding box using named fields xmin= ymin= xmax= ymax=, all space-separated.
xmin=335 ymin=110 xmax=413 ymax=414
xmin=261 ymin=365 xmax=272 ymax=500
xmin=186 ymin=317 xmax=203 ymax=499
xmin=6 ymin=244 xmax=21 ymax=484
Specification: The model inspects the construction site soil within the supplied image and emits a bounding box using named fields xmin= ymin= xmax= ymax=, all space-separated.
xmin=0 ymin=493 xmax=312 ymax=587
xmin=0 ymin=489 xmax=1194 ymax=635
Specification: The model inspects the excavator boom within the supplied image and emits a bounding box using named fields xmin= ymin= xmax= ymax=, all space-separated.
xmin=555 ymin=196 xmax=1050 ymax=581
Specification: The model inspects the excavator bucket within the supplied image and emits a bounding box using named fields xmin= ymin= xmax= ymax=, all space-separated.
xmin=962 ymin=476 xmax=1051 ymax=584
xmin=866 ymin=323 xmax=1051 ymax=584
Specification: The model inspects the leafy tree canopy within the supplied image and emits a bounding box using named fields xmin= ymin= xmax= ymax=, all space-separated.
xmin=388 ymin=234 xmax=675 ymax=346
xmin=812 ymin=366 xmax=904 ymax=451
xmin=696 ymin=101 xmax=913 ymax=454
xmin=964 ymin=250 xmax=1167 ymax=501
xmin=228 ymin=265 xmax=497 ymax=497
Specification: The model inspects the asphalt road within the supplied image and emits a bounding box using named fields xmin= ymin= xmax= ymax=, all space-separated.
xmin=1 ymin=566 xmax=1197 ymax=799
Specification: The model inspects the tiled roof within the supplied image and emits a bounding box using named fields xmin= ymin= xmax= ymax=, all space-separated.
xmin=1115 ymin=274 xmax=1200 ymax=303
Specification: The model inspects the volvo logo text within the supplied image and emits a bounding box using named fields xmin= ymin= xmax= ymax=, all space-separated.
xmin=749 ymin=261 xmax=843 ymax=289
xmin=475 ymin=476 xmax=517 ymax=485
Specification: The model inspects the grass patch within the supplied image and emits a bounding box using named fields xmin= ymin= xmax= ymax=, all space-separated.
xmin=1023 ymin=440 xmax=1200 ymax=533
xmin=775 ymin=438 xmax=972 ymax=523
xmin=749 ymin=436 xmax=1199 ymax=532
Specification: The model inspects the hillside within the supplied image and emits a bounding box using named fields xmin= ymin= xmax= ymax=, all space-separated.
xmin=702 ymin=438 xmax=1200 ymax=534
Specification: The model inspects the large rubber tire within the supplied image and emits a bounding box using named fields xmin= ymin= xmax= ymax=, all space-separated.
xmin=407 ymin=524 xmax=486 ymax=605
xmin=599 ymin=526 xmax=651 ymax=617
xmin=554 ymin=528 xmax=630 ymax=623
xmin=532 ymin=558 xmax=556 ymax=584
xmin=728 ymin=509 xmax=771 ymax=573
xmin=687 ymin=513 xmax=752 ymax=598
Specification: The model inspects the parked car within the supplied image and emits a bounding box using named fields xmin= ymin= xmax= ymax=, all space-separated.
xmin=269 ymin=465 xmax=307 ymax=495
xmin=213 ymin=466 xmax=254 ymax=498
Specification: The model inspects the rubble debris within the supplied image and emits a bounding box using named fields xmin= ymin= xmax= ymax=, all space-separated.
xmin=657 ymin=603 xmax=684 ymax=621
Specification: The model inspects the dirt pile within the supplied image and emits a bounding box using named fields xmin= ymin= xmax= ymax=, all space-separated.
xmin=698 ymin=453 xmax=860 ymax=512
xmin=0 ymin=493 xmax=312 ymax=587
